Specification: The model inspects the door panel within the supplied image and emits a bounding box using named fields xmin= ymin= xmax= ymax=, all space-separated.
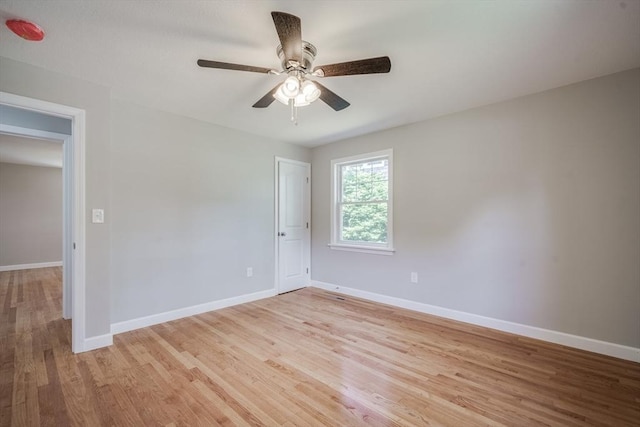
xmin=284 ymin=239 xmax=303 ymax=278
xmin=277 ymin=160 xmax=310 ymax=293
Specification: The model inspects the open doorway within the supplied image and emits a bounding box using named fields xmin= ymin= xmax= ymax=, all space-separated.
xmin=0 ymin=117 xmax=69 ymax=318
xmin=0 ymin=92 xmax=87 ymax=353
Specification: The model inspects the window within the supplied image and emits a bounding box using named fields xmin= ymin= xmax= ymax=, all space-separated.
xmin=330 ymin=149 xmax=394 ymax=254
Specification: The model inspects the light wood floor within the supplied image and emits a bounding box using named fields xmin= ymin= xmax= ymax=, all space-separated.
xmin=1 ymin=267 xmax=639 ymax=426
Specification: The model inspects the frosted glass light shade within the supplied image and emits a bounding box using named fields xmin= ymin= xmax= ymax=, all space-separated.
xmin=273 ymin=77 xmax=322 ymax=107
xmin=281 ymin=76 xmax=300 ymax=97
xmin=274 ymin=86 xmax=291 ymax=105
xmin=301 ymin=81 xmax=321 ymax=103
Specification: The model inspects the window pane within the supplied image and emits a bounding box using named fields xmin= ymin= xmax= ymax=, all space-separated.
xmin=340 ymin=202 xmax=388 ymax=243
xmin=354 ymin=179 xmax=373 ymax=201
xmin=341 ymin=159 xmax=388 ymax=202
xmin=342 ymin=183 xmax=357 ymax=202
xmin=374 ymin=159 xmax=388 ymax=178
xmin=341 ymin=164 xmax=358 ymax=181
xmin=341 ymin=165 xmax=357 ymax=202
xmin=370 ymin=174 xmax=387 ymax=200
xmin=357 ymin=161 xmax=373 ymax=180
xmin=372 ymin=160 xmax=388 ymax=201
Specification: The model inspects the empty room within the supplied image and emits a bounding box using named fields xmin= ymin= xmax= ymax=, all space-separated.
xmin=0 ymin=0 xmax=639 ymax=425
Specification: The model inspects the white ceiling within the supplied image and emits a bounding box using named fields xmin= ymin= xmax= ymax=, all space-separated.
xmin=0 ymin=1 xmax=638 ymax=147
xmin=0 ymin=133 xmax=63 ymax=168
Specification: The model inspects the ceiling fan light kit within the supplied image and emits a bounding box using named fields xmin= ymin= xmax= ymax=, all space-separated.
xmin=269 ymin=70 xmax=322 ymax=123
xmin=197 ymin=11 xmax=391 ymax=124
xmin=274 ymin=77 xmax=321 ymax=106
xmin=273 ymin=77 xmax=322 ymax=124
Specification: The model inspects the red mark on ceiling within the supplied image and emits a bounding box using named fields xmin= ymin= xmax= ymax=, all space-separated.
xmin=6 ymin=19 xmax=45 ymax=41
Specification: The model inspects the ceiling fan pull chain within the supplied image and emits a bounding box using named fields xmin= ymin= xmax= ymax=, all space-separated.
xmin=289 ymin=99 xmax=298 ymax=125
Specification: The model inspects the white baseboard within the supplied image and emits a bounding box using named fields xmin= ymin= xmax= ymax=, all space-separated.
xmin=111 ymin=288 xmax=277 ymax=335
xmin=0 ymin=261 xmax=63 ymax=272
xmin=81 ymin=332 xmax=113 ymax=352
xmin=311 ymin=281 xmax=640 ymax=363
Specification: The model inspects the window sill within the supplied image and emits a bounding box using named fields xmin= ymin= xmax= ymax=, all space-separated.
xmin=328 ymin=243 xmax=395 ymax=256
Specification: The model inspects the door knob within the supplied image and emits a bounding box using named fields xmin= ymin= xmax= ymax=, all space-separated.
xmin=278 ymin=231 xmax=287 ymax=236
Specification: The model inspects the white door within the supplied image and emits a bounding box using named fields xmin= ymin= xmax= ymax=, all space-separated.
xmin=276 ymin=158 xmax=310 ymax=293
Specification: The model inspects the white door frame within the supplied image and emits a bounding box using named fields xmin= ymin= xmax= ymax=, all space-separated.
xmin=274 ymin=157 xmax=311 ymax=294
xmin=0 ymin=91 xmax=86 ymax=354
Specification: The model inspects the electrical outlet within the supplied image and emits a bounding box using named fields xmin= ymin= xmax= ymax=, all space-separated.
xmin=246 ymin=267 xmax=253 ymax=277
xmin=411 ymin=272 xmax=418 ymax=283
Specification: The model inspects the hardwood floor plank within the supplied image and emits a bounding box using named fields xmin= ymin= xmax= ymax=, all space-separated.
xmin=189 ymin=363 xmax=273 ymax=426
xmin=2 ymin=267 xmax=639 ymax=426
xmin=97 ymin=381 xmax=147 ymax=426
xmin=191 ymin=378 xmax=251 ymax=426
xmin=37 ymin=348 xmax=71 ymax=427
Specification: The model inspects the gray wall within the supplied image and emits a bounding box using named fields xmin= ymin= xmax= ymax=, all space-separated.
xmin=311 ymin=68 xmax=640 ymax=348
xmin=0 ymin=162 xmax=62 ymax=266
xmin=0 ymin=56 xmax=112 ymax=338
xmin=110 ymin=99 xmax=310 ymax=323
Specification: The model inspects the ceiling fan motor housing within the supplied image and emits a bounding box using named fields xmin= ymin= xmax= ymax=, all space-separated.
xmin=277 ymin=41 xmax=317 ymax=72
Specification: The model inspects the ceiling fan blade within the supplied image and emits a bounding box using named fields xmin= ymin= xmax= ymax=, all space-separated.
xmin=271 ymin=11 xmax=302 ymax=64
xmin=313 ymin=56 xmax=391 ymax=77
xmin=252 ymin=84 xmax=281 ymax=108
xmin=314 ymin=82 xmax=350 ymax=111
xmin=197 ymin=59 xmax=272 ymax=74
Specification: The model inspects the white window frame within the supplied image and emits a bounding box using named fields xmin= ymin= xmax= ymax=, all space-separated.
xmin=330 ymin=149 xmax=395 ymax=255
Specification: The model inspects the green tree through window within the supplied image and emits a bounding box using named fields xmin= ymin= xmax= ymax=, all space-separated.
xmin=331 ymin=149 xmax=393 ymax=253
xmin=339 ymin=158 xmax=389 ymax=243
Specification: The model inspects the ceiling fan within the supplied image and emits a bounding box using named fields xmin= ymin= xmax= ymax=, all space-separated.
xmin=197 ymin=11 xmax=391 ymax=122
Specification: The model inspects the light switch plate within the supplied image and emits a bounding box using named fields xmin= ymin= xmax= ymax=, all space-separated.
xmin=92 ymin=209 xmax=104 ymax=224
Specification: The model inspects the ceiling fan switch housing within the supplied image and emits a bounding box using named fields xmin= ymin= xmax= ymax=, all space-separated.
xmin=278 ymin=41 xmax=317 ymax=72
